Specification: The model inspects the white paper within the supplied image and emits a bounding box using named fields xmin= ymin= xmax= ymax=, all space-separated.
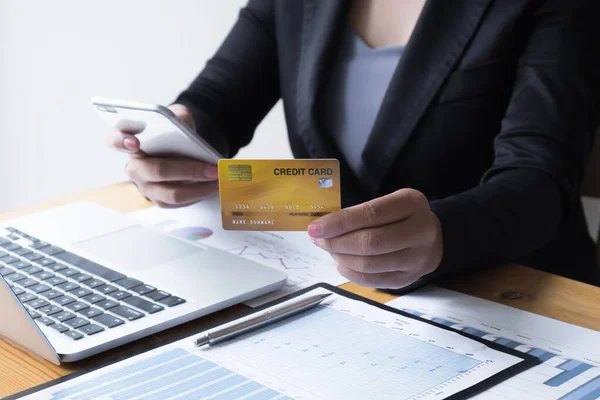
xmin=24 ymin=289 xmax=523 ymax=400
xmin=127 ymin=197 xmax=347 ymax=307
xmin=387 ymin=286 xmax=600 ymax=400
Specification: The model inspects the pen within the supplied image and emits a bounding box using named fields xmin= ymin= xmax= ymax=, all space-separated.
xmin=194 ymin=292 xmax=333 ymax=347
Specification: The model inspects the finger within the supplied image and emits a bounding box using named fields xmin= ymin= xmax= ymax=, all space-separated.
xmin=127 ymin=157 xmax=219 ymax=183
xmin=106 ymin=131 xmax=141 ymax=153
xmin=330 ymin=248 xmax=419 ymax=274
xmin=336 ymin=264 xmax=421 ymax=289
xmin=169 ymin=104 xmax=195 ymax=131
xmin=313 ymin=215 xmax=428 ymax=255
xmin=142 ymin=181 xmax=219 ymax=206
xmin=308 ymin=189 xmax=427 ymax=239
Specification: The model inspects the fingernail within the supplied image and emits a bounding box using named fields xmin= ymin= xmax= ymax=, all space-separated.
xmin=307 ymin=222 xmax=324 ymax=238
xmin=205 ymin=166 xmax=219 ymax=179
xmin=123 ymin=137 xmax=137 ymax=151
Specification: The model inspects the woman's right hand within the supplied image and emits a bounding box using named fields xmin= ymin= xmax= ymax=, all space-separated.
xmin=106 ymin=104 xmax=220 ymax=208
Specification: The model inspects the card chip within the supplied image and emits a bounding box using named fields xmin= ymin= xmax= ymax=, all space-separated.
xmin=319 ymin=178 xmax=333 ymax=188
xmin=228 ymin=164 xmax=252 ymax=181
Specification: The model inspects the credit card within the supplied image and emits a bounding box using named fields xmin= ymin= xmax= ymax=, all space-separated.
xmin=218 ymin=159 xmax=341 ymax=231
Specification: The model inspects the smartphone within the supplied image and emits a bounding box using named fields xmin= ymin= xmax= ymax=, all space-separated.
xmin=91 ymin=96 xmax=222 ymax=164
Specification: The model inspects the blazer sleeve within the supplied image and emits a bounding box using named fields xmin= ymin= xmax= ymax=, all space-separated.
xmin=174 ymin=0 xmax=280 ymax=157
xmin=429 ymin=0 xmax=600 ymax=275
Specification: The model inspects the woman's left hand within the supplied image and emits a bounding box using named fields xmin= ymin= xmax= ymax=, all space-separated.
xmin=307 ymin=189 xmax=443 ymax=289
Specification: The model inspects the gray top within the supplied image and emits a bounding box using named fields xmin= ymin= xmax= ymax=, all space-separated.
xmin=320 ymin=23 xmax=404 ymax=177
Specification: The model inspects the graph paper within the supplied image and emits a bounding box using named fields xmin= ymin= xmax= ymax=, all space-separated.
xmin=21 ymin=287 xmax=529 ymax=400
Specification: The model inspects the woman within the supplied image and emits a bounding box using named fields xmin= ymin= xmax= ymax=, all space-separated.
xmin=108 ymin=0 xmax=600 ymax=289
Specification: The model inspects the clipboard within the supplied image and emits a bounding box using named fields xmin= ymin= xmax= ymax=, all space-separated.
xmin=8 ymin=283 xmax=539 ymax=400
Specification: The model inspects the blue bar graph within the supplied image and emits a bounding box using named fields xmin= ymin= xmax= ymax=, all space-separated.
xmin=432 ymin=318 xmax=455 ymax=327
xmin=49 ymin=348 xmax=284 ymax=400
xmin=494 ymin=338 xmax=522 ymax=349
xmin=463 ymin=327 xmax=487 ymax=337
xmin=528 ymin=348 xmax=556 ymax=362
xmin=401 ymin=308 xmax=424 ymax=317
xmin=559 ymin=375 xmax=600 ymax=400
xmin=545 ymin=360 xmax=594 ymax=387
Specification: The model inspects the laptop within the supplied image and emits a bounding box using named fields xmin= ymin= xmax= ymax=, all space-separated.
xmin=0 ymin=202 xmax=287 ymax=364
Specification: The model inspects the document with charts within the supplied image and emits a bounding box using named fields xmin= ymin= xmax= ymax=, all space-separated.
xmin=387 ymin=286 xmax=600 ymax=400
xmin=20 ymin=286 xmax=532 ymax=400
xmin=128 ymin=197 xmax=347 ymax=307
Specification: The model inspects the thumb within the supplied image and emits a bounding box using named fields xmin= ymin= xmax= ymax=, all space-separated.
xmin=169 ymin=104 xmax=196 ymax=131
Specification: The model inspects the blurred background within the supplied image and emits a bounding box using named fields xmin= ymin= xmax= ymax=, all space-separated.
xmin=0 ymin=0 xmax=291 ymax=212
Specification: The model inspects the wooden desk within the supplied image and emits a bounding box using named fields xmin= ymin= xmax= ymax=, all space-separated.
xmin=1 ymin=183 xmax=600 ymax=397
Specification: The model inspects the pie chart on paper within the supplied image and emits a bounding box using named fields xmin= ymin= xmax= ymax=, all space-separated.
xmin=170 ymin=226 xmax=213 ymax=241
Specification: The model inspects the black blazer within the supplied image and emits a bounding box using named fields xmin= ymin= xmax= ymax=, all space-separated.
xmin=176 ymin=0 xmax=600 ymax=284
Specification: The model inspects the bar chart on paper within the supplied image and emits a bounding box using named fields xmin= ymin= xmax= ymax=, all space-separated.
xmin=25 ymin=290 xmax=525 ymax=400
xmin=129 ymin=198 xmax=346 ymax=307
xmin=387 ymin=286 xmax=600 ymax=400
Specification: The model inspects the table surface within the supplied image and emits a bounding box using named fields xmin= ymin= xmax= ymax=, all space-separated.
xmin=1 ymin=182 xmax=599 ymax=397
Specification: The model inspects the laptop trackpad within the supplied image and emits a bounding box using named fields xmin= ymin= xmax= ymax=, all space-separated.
xmin=74 ymin=226 xmax=204 ymax=271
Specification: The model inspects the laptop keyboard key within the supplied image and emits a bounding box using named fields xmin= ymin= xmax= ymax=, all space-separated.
xmin=65 ymin=317 xmax=90 ymax=329
xmin=78 ymin=324 xmax=104 ymax=336
xmin=98 ymin=300 xmax=119 ymax=310
xmin=48 ymin=263 xmax=67 ymax=272
xmin=80 ymin=307 xmax=104 ymax=319
xmin=2 ymin=243 xmax=21 ymax=251
xmin=18 ymin=278 xmax=39 ymax=288
xmin=57 ymin=268 xmax=79 ymax=277
xmin=114 ymin=278 xmax=143 ymax=289
xmin=23 ymin=252 xmax=44 ymax=262
xmin=145 ymin=290 xmax=170 ymax=301
xmin=41 ymin=290 xmax=63 ymax=300
xmin=123 ymin=296 xmax=164 ymax=314
xmin=38 ymin=317 xmax=55 ymax=326
xmin=92 ymin=314 xmax=125 ymax=328
xmin=47 ymin=277 xmax=67 ymax=286
xmin=108 ymin=291 xmax=132 ymax=301
xmin=22 ymin=266 xmax=43 ymax=275
xmin=131 ymin=284 xmax=156 ymax=296
xmin=1 ymin=256 xmax=20 ymax=264
xmin=6 ymin=273 xmax=26 ymax=282
xmin=63 ymin=330 xmax=84 ymax=340
xmin=66 ymin=302 xmax=89 ymax=312
xmin=17 ymin=293 xmax=37 ymax=303
xmin=82 ymin=294 xmax=106 ymax=304
xmin=71 ymin=274 xmax=92 ymax=283
xmin=26 ymin=308 xmax=41 ymax=319
xmin=29 ymin=299 xmax=50 ymax=309
xmin=57 ymin=282 xmax=80 ymax=292
xmin=0 ymin=266 xmax=14 ymax=276
xmin=11 ymin=287 xmax=25 ymax=296
xmin=54 ymin=311 xmax=76 ymax=322
xmin=30 ymin=284 xmax=51 ymax=294
xmin=110 ymin=305 xmax=144 ymax=321
xmin=13 ymin=261 xmax=31 ymax=270
xmin=72 ymin=288 xmax=93 ymax=298
xmin=39 ymin=305 xmax=62 ymax=316
xmin=35 ymin=258 xmax=57 ymax=267
xmin=37 ymin=271 xmax=55 ymax=281
xmin=54 ymin=252 xmax=126 ymax=282
xmin=97 ymin=285 xmax=118 ymax=295
xmin=83 ymin=279 xmax=105 ymax=289
xmin=39 ymin=245 xmax=64 ymax=255
xmin=0 ymin=237 xmax=9 ymax=246
xmin=31 ymin=241 xmax=50 ymax=250
xmin=54 ymin=295 xmax=76 ymax=307
xmin=13 ymin=248 xmax=32 ymax=257
xmin=158 ymin=296 xmax=186 ymax=308
xmin=51 ymin=323 xmax=69 ymax=333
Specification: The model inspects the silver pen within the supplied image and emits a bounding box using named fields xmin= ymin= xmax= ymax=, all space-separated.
xmin=194 ymin=292 xmax=332 ymax=347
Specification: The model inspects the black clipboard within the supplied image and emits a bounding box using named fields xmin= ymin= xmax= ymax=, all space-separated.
xmin=7 ymin=283 xmax=539 ymax=400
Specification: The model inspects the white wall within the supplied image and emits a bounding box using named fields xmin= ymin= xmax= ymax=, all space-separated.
xmin=0 ymin=0 xmax=291 ymax=212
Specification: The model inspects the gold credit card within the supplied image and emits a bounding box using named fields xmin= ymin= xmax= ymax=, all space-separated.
xmin=218 ymin=159 xmax=341 ymax=231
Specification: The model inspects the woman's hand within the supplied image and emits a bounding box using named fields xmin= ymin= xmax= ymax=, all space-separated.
xmin=106 ymin=104 xmax=219 ymax=208
xmin=308 ymin=189 xmax=443 ymax=289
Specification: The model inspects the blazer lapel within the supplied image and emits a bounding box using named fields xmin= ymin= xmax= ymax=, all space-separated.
xmin=360 ymin=0 xmax=494 ymax=195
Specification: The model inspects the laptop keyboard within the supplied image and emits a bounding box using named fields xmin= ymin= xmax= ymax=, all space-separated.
xmin=0 ymin=227 xmax=186 ymax=341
